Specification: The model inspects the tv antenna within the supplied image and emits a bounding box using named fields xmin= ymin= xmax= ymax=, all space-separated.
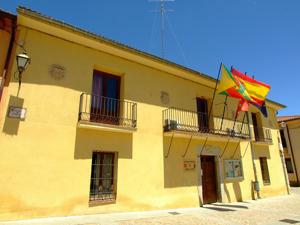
xmin=149 ymin=0 xmax=175 ymax=59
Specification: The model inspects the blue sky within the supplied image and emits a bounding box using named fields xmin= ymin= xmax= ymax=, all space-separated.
xmin=2 ymin=0 xmax=299 ymax=116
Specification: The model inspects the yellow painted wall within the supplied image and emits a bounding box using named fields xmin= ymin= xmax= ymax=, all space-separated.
xmin=0 ymin=13 xmax=288 ymax=221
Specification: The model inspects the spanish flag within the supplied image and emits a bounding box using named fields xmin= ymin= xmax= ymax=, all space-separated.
xmin=217 ymin=64 xmax=271 ymax=116
xmin=218 ymin=64 xmax=252 ymax=103
xmin=231 ymin=68 xmax=270 ymax=107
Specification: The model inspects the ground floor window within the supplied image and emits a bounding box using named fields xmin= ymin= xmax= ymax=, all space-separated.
xmin=285 ymin=158 xmax=294 ymax=173
xmin=89 ymin=152 xmax=116 ymax=202
xmin=259 ymin=157 xmax=270 ymax=184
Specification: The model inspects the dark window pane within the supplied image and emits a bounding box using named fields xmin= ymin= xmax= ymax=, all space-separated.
xmin=280 ymin=129 xmax=287 ymax=148
xmin=259 ymin=157 xmax=270 ymax=184
xmin=285 ymin=158 xmax=294 ymax=173
xmin=89 ymin=152 xmax=116 ymax=202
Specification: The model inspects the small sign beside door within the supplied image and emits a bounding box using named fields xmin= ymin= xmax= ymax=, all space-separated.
xmin=8 ymin=106 xmax=26 ymax=119
xmin=184 ymin=161 xmax=195 ymax=170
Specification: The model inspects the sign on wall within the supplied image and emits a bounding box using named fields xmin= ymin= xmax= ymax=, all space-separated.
xmin=224 ymin=159 xmax=243 ymax=178
xmin=184 ymin=161 xmax=195 ymax=170
xmin=8 ymin=106 xmax=26 ymax=119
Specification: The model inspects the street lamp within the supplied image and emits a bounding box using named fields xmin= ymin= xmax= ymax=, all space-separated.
xmin=16 ymin=52 xmax=31 ymax=87
xmin=16 ymin=52 xmax=30 ymax=73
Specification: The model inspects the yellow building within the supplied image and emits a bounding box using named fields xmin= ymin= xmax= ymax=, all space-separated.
xmin=0 ymin=7 xmax=289 ymax=221
xmin=278 ymin=116 xmax=300 ymax=186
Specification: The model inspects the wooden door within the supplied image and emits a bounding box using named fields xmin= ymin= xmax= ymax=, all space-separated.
xmin=91 ymin=70 xmax=120 ymax=124
xmin=201 ymin=155 xmax=218 ymax=204
xmin=196 ymin=98 xmax=209 ymax=131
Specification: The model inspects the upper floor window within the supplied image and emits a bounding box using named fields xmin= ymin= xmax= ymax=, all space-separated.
xmin=91 ymin=70 xmax=121 ymax=124
xmin=280 ymin=129 xmax=287 ymax=148
xmin=196 ymin=98 xmax=209 ymax=130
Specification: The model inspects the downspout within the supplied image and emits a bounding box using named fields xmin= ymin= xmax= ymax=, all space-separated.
xmin=246 ymin=112 xmax=261 ymax=199
xmin=278 ymin=126 xmax=291 ymax=194
xmin=286 ymin=123 xmax=299 ymax=185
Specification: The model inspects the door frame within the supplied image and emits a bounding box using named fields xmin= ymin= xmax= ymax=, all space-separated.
xmin=196 ymin=145 xmax=226 ymax=205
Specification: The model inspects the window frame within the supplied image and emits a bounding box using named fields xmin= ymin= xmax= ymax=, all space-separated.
xmin=89 ymin=151 xmax=117 ymax=203
xmin=259 ymin=157 xmax=271 ymax=185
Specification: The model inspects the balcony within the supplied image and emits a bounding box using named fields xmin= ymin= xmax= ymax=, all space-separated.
xmin=252 ymin=126 xmax=273 ymax=145
xmin=78 ymin=93 xmax=137 ymax=132
xmin=162 ymin=107 xmax=250 ymax=140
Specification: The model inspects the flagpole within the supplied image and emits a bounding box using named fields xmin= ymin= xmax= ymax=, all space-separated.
xmin=208 ymin=62 xmax=222 ymax=121
xmin=239 ymin=113 xmax=246 ymax=134
xmin=219 ymin=96 xmax=228 ymax=131
xmin=246 ymin=111 xmax=261 ymax=199
xmin=219 ymin=65 xmax=232 ymax=131
xmin=232 ymin=71 xmax=247 ymax=132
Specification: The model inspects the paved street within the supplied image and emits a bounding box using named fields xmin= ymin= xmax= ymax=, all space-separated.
xmin=1 ymin=188 xmax=300 ymax=225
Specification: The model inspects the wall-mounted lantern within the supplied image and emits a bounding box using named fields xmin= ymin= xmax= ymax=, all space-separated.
xmin=16 ymin=52 xmax=31 ymax=87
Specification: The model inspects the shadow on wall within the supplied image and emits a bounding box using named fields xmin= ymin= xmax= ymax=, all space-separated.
xmin=253 ymin=145 xmax=271 ymax=159
xmin=73 ymin=128 xmax=133 ymax=160
xmin=163 ymin=136 xmax=199 ymax=188
xmin=223 ymin=144 xmax=244 ymax=202
xmin=2 ymin=95 xmax=24 ymax=135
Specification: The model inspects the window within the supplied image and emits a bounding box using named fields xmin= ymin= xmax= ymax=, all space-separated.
xmin=89 ymin=152 xmax=116 ymax=202
xmin=285 ymin=158 xmax=294 ymax=173
xmin=224 ymin=160 xmax=243 ymax=178
xmin=91 ymin=70 xmax=121 ymax=124
xmin=280 ymin=129 xmax=287 ymax=148
xmin=259 ymin=157 xmax=270 ymax=184
xmin=196 ymin=98 xmax=209 ymax=130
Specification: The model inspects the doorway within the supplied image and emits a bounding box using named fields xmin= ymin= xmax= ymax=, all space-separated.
xmin=201 ymin=155 xmax=218 ymax=204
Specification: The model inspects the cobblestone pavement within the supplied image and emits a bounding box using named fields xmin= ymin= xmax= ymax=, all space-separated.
xmin=1 ymin=188 xmax=300 ymax=225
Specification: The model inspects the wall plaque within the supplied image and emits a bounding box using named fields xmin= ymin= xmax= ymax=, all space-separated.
xmin=184 ymin=161 xmax=195 ymax=170
xmin=160 ymin=91 xmax=170 ymax=104
xmin=49 ymin=64 xmax=65 ymax=80
xmin=8 ymin=107 xmax=26 ymax=119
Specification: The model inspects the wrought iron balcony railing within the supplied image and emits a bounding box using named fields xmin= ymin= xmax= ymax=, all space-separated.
xmin=162 ymin=107 xmax=250 ymax=139
xmin=79 ymin=93 xmax=137 ymax=129
xmin=253 ymin=126 xmax=272 ymax=143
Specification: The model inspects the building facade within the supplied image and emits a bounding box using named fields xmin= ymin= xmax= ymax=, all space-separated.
xmin=0 ymin=7 xmax=289 ymax=221
xmin=278 ymin=116 xmax=300 ymax=186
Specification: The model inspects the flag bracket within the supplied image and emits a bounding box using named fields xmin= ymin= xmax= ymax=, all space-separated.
xmin=165 ymin=131 xmax=175 ymax=158
xmin=182 ymin=133 xmax=194 ymax=158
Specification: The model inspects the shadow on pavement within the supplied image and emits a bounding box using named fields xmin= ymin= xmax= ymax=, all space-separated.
xmin=203 ymin=206 xmax=236 ymax=212
xmin=210 ymin=203 xmax=249 ymax=209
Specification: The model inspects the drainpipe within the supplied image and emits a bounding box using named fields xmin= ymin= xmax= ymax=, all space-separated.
xmin=286 ymin=123 xmax=299 ymax=185
xmin=279 ymin=123 xmax=291 ymax=194
xmin=246 ymin=112 xmax=261 ymax=199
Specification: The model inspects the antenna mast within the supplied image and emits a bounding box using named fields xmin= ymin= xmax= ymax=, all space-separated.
xmin=149 ymin=0 xmax=174 ymax=59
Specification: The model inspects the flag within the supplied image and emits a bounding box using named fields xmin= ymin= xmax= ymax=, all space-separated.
xmin=237 ymin=99 xmax=249 ymax=112
xmin=231 ymin=68 xmax=270 ymax=117
xmin=218 ymin=64 xmax=252 ymax=102
xmin=231 ymin=68 xmax=270 ymax=107
xmin=217 ymin=64 xmax=271 ymax=117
